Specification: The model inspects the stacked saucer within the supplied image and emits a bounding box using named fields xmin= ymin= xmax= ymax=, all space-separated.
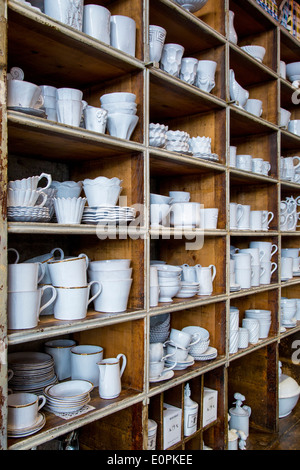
xmin=44 ymin=380 xmax=93 ymax=414
xmin=150 ymin=314 xmax=170 ymax=343
xmin=175 ymin=281 xmax=199 ymax=298
xmin=165 ymin=354 xmax=194 ymax=370
xmin=194 ymin=346 xmax=218 ymax=361
xmin=165 ymin=130 xmax=190 ymax=154
xmin=82 ymin=205 xmax=136 ymax=225
xmin=8 ymin=352 xmax=57 ymax=394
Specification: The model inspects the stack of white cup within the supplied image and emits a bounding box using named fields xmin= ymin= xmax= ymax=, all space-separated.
xmin=40 ymin=85 xmax=57 ymax=121
xmin=236 ymin=248 xmax=264 ymax=287
xmin=229 ymin=307 xmax=240 ymax=354
xmin=231 ymin=252 xmax=252 ymax=289
xmin=280 ymin=298 xmax=297 ymax=327
xmin=56 ymin=87 xmax=85 ymax=128
xmin=149 ymin=341 xmax=177 ymax=381
xmin=249 ymin=241 xmax=278 ymax=285
xmin=242 ymin=318 xmax=260 ymax=344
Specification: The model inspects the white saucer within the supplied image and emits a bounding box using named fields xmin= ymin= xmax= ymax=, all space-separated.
xmin=8 ymin=412 xmax=46 ymax=437
xmin=149 ymin=370 xmax=174 ymax=383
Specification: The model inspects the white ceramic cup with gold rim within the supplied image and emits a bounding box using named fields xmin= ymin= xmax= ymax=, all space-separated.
xmin=8 ymin=392 xmax=46 ymax=430
xmin=53 ymin=280 xmax=102 ymax=320
xmin=47 ymin=253 xmax=89 ymax=287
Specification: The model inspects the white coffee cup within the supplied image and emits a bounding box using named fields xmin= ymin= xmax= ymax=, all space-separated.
xmin=70 ymin=344 xmax=104 ymax=386
xmin=200 ymin=208 xmax=219 ymax=229
xmin=251 ymin=158 xmax=264 ymax=174
xmin=232 ymin=252 xmax=252 ymax=270
xmin=53 ymin=281 xmax=102 ymax=320
xmin=83 ymin=4 xmax=111 ymax=45
xmin=8 ymin=262 xmax=46 ymax=292
xmin=235 ymin=267 xmax=253 ymax=289
xmin=44 ymin=339 xmax=76 ymax=381
xmin=238 ymin=248 xmax=262 ymax=265
xmin=280 ymin=108 xmax=291 ymax=128
xmin=47 ymin=253 xmax=89 ymax=287
xmin=261 ymin=211 xmax=274 ymax=230
xmin=229 ymin=146 xmax=237 ymax=167
xmin=149 ymin=359 xmax=176 ymax=379
xmin=8 ymin=392 xmax=46 ymax=430
xmin=236 ymin=154 xmax=252 ymax=172
xmin=110 ymin=15 xmax=136 ymax=57
xmin=149 ymin=342 xmax=175 ymax=362
xmin=281 ymin=256 xmax=293 ymax=280
xmin=90 ymin=277 xmax=133 ymax=313
xmin=261 ymin=161 xmax=271 ymax=175
xmin=166 ymin=343 xmax=189 ymax=362
xmin=8 ymin=285 xmax=57 ymax=329
xmin=251 ymin=264 xmax=265 ymax=287
xmin=230 ymin=203 xmax=244 ymax=229
xmin=149 ymin=25 xmax=167 ymax=63
xmin=250 ymin=210 xmax=264 ymax=230
xmin=249 ymin=241 xmax=278 ymax=262
xmin=84 ymin=106 xmax=108 ymax=133
xmin=160 ymin=43 xmax=185 ymax=77
xmin=237 ymin=204 xmax=251 ymax=230
xmin=245 ymin=99 xmax=263 ymax=117
xmin=57 ymin=99 xmax=84 ymax=127
xmin=288 ymin=120 xmax=300 ymax=136
xmin=169 ymin=328 xmax=200 ymax=349
xmin=260 ymin=261 xmax=277 ymax=284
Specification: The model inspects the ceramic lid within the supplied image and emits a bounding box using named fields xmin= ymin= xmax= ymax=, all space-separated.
xmin=279 ymin=374 xmax=300 ymax=399
xmin=229 ymin=405 xmax=250 ymax=417
xmin=184 ymin=383 xmax=198 ymax=410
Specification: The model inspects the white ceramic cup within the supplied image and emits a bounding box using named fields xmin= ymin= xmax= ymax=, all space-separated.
xmin=84 ymin=106 xmax=108 ymax=133
xmin=232 ymin=252 xmax=252 ymax=270
xmin=229 ymin=146 xmax=237 ymax=167
xmin=57 ymin=88 xmax=83 ymax=101
xmin=149 ymin=25 xmax=167 ymax=63
xmin=261 ymin=161 xmax=271 ymax=175
xmin=236 ymin=154 xmax=252 ymax=172
xmin=53 ymin=281 xmax=102 ymax=320
xmin=56 ymin=99 xmax=84 ymax=127
xmin=70 ymin=344 xmax=104 ymax=386
xmin=195 ymin=264 xmax=216 ymax=296
xmin=8 ymin=392 xmax=46 ymax=430
xmin=110 ymin=15 xmax=136 ymax=57
xmin=7 ymin=79 xmax=44 ymax=109
xmin=280 ymin=60 xmax=286 ymax=79
xmin=160 ymin=43 xmax=185 ymax=77
xmin=280 ymin=108 xmax=291 ymax=127
xmin=250 ymin=210 xmax=264 ymax=230
xmin=44 ymin=0 xmax=84 ymax=30
xmin=166 ymin=343 xmax=189 ymax=362
xmin=292 ymin=257 xmax=300 ymax=272
xmin=106 ymin=113 xmax=139 ymax=140
xmin=195 ymin=60 xmax=217 ymax=93
xmin=235 ymin=268 xmax=253 ymax=289
xmin=281 ymin=256 xmax=293 ymax=280
xmin=238 ymin=248 xmax=262 ymax=265
xmin=180 ymin=57 xmax=198 ymax=85
xmin=261 ymin=210 xmax=274 ymax=230
xmin=288 ymin=120 xmax=300 ymax=136
xmin=149 ymin=342 xmax=175 ymax=362
xmin=242 ymin=318 xmax=260 ymax=344
xmin=8 ymin=262 xmax=46 ymax=292
xmin=251 ymin=158 xmax=264 ymax=174
xmin=230 ymin=203 xmax=244 ymax=229
xmin=260 ymin=261 xmax=277 ymax=284
xmin=83 ymin=4 xmax=111 ymax=44
xmin=90 ymin=277 xmax=133 ymax=313
xmin=237 ymin=204 xmax=251 ymax=230
xmin=200 ymin=208 xmax=219 ymax=229
xmin=47 ymin=253 xmax=89 ymax=287
xmin=245 ymin=99 xmax=263 ymax=117
xmin=44 ymin=339 xmax=76 ymax=381
xmin=149 ymin=359 xmax=176 ymax=378
xmin=251 ymin=264 xmax=266 ymax=287
xmin=249 ymin=241 xmax=278 ymax=262
xmin=8 ymin=285 xmax=57 ymax=329
xmin=150 ymin=203 xmax=171 ymax=227
xmin=169 ymin=328 xmax=200 ymax=349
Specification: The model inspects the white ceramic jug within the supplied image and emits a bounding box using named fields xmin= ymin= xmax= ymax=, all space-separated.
xmin=98 ymin=353 xmax=127 ymax=399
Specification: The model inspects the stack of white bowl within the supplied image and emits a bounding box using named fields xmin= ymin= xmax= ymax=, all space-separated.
xmin=189 ymin=136 xmax=212 ymax=156
xmin=149 ymin=123 xmax=168 ymax=148
xmin=50 ymin=179 xmax=85 ymax=224
xmin=165 ymin=130 xmax=190 ymax=153
xmin=150 ymin=314 xmax=170 ymax=343
xmin=280 ymin=298 xmax=297 ymax=328
xmin=181 ymin=326 xmax=210 ymax=359
xmin=100 ymin=92 xmax=139 ymax=140
xmin=244 ymin=309 xmax=272 ymax=339
xmin=87 ymin=259 xmax=133 ymax=313
xmin=151 ymin=264 xmax=182 ymax=303
xmin=83 ymin=176 xmax=122 ymax=207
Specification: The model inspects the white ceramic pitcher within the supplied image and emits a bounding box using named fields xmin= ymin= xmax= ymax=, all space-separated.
xmin=98 ymin=353 xmax=127 ymax=399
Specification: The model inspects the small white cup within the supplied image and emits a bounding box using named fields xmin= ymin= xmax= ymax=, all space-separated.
xmin=83 ymin=4 xmax=111 ymax=45
xmin=44 ymin=339 xmax=76 ymax=381
xmin=245 ymin=99 xmax=263 ymax=117
xmin=237 ymin=204 xmax=251 ymax=230
xmin=8 ymin=262 xmax=46 ymax=292
xmin=110 ymin=15 xmax=136 ymax=57
xmin=84 ymin=106 xmax=107 ymax=133
xmin=8 ymin=392 xmax=46 ymax=430
xmin=260 ymin=261 xmax=277 ymax=284
xmin=149 ymin=25 xmax=167 ymax=63
xmin=47 ymin=253 xmax=89 ymax=287
xmin=160 ymin=43 xmax=185 ymax=77
xmin=200 ymin=208 xmax=219 ymax=229
xmin=281 ymin=257 xmax=293 ymax=280
xmin=53 ymin=281 xmax=102 ymax=320
xmin=236 ymin=154 xmax=252 ymax=172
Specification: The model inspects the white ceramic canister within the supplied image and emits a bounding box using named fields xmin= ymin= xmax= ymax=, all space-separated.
xmin=184 ymin=383 xmax=198 ymax=437
xmin=148 ymin=419 xmax=158 ymax=450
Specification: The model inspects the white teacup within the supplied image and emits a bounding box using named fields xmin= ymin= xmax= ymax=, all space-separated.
xmin=53 ymin=281 xmax=102 ymax=320
xmin=149 ymin=25 xmax=167 ymax=63
xmin=261 ymin=161 xmax=271 ymax=175
xmin=84 ymin=106 xmax=108 ymax=133
xmin=230 ymin=203 xmax=244 ymax=229
xmin=280 ymin=108 xmax=291 ymax=128
xmin=149 ymin=359 xmax=176 ymax=379
xmin=8 ymin=285 xmax=57 ymax=329
xmin=160 ymin=43 xmax=185 ymax=77
xmin=281 ymin=256 xmax=293 ymax=280
xmin=83 ymin=4 xmax=111 ymax=44
xmin=7 ymin=79 xmax=44 ymax=109
xmin=53 ymin=196 xmax=87 ymax=225
xmin=110 ymin=15 xmax=136 ymax=57
xmin=251 ymin=158 xmax=264 ymax=174
xmin=238 ymin=248 xmax=262 ymax=265
xmin=9 ymin=173 xmax=52 ymax=193
xmin=195 ymin=60 xmax=217 ymax=93
xmin=90 ymin=277 xmax=133 ymax=313
xmin=237 ymin=204 xmax=251 ymax=230
xmin=47 ymin=253 xmax=89 ymax=287
xmin=245 ymin=99 xmax=263 ymax=117
xmin=250 ymin=210 xmax=264 ymax=230
xmin=166 ymin=343 xmax=189 ymax=362
xmin=44 ymin=339 xmax=76 ymax=381
xmin=169 ymin=328 xmax=200 ymax=349
xmin=262 ymin=210 xmax=274 ymax=230
xmin=70 ymin=344 xmax=104 ymax=386
xmin=149 ymin=342 xmax=175 ymax=362
xmin=8 ymin=392 xmax=46 ymax=430
xmin=260 ymin=261 xmax=277 ymax=284
xmin=8 ymin=262 xmax=46 ymax=292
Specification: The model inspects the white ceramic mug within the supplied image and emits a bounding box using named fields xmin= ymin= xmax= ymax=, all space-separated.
xmin=200 ymin=208 xmax=219 ymax=229
xmin=8 ymin=262 xmax=46 ymax=292
xmin=98 ymin=353 xmax=127 ymax=399
xmin=261 ymin=211 xmax=274 ymax=231
xmin=160 ymin=43 xmax=185 ymax=77
xmin=149 ymin=359 xmax=176 ymax=379
xmin=44 ymin=339 xmax=76 ymax=381
xmin=236 ymin=155 xmax=252 ymax=172
xmin=261 ymin=161 xmax=271 ymax=175
xmin=89 ymin=276 xmax=133 ymax=313
xmin=166 ymin=343 xmax=189 ymax=362
xmin=245 ymin=99 xmax=263 ymax=117
xmin=110 ymin=15 xmax=136 ymax=57
xmin=71 ymin=344 xmax=104 ymax=386
xmin=83 ymin=4 xmax=111 ymax=44
xmin=249 ymin=241 xmax=278 ymax=262
xmin=169 ymin=328 xmax=200 ymax=349
xmin=195 ymin=264 xmax=216 ymax=296
xmin=56 ymin=99 xmax=84 ymax=127
xmin=260 ymin=261 xmax=277 ymax=284
xmin=149 ymin=25 xmax=167 ymax=63
xmin=280 ymin=108 xmax=291 ymax=127
xmin=8 ymin=392 xmax=46 ymax=430
xmin=230 ymin=203 xmax=244 ymax=229
xmin=251 ymin=158 xmax=264 ymax=174
xmin=47 ymin=253 xmax=89 ymax=287
xmin=195 ymin=60 xmax=217 ymax=93
xmin=7 ymin=80 xmax=44 ymax=109
xmin=237 ymin=204 xmax=251 ymax=230
xmin=250 ymin=210 xmax=264 ymax=230
xmin=53 ymin=281 xmax=102 ymax=320
xmin=235 ymin=267 xmax=253 ymax=289
xmin=149 ymin=342 xmax=175 ymax=362
xmin=232 ymin=252 xmax=252 ymax=270
xmin=8 ymin=285 xmax=57 ymax=330
xmin=281 ymin=257 xmax=293 ymax=280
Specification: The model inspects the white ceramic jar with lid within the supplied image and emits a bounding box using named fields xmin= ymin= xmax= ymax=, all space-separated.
xmin=184 ymin=383 xmax=198 ymax=437
xmin=228 ymin=392 xmax=251 ymax=438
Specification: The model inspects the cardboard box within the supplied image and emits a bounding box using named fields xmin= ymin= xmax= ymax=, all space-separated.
xmin=163 ymin=403 xmax=182 ymax=449
xmin=202 ymin=387 xmax=218 ymax=427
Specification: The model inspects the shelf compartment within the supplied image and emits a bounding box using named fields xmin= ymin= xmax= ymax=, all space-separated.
xmin=7 ymin=111 xmax=145 ymax=160
xmin=280 ymin=28 xmax=300 ymax=68
xmin=228 ymin=342 xmax=278 ymax=438
xmin=230 ymin=106 xmax=277 ymax=138
xmin=7 ymin=0 xmax=144 ymax=88
xmin=149 ymin=0 xmax=226 ymax=43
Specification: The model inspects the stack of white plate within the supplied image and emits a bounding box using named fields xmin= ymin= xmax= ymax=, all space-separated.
xmin=44 ymin=380 xmax=93 ymax=414
xmin=81 ymin=205 xmax=136 ymax=225
xmin=175 ymin=281 xmax=199 ymax=298
xmin=8 ymin=352 xmax=57 ymax=394
xmin=181 ymin=326 xmax=210 ymax=359
xmin=194 ymin=346 xmax=218 ymax=361
xmin=7 ymin=206 xmax=51 ymax=222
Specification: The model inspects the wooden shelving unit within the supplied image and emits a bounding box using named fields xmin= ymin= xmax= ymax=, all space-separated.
xmin=1 ymin=0 xmax=300 ymax=451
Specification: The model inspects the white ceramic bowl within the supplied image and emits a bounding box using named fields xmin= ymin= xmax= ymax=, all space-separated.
xmin=100 ymin=92 xmax=136 ymax=105
xmin=172 ymin=0 xmax=208 ymax=13
xmin=159 ymin=284 xmax=181 ymax=302
xmin=83 ymin=183 xmax=122 ymax=207
xmin=286 ymin=61 xmax=300 ymax=81
xmin=50 ymin=181 xmax=82 ymax=199
xmin=150 ymin=193 xmax=173 ymax=205
xmin=241 ymin=45 xmax=266 ymax=62
xmin=87 ymin=268 xmax=132 ymax=280
xmin=279 ymin=373 xmax=300 ymax=417
xmin=89 ymin=259 xmax=131 ymax=271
